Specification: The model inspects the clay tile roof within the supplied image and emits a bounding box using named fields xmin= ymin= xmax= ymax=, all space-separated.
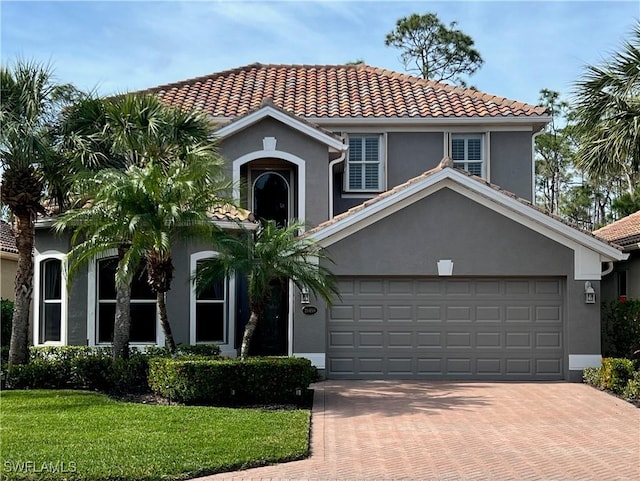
xmin=208 ymin=204 xmax=257 ymax=224
xmin=593 ymin=211 xmax=640 ymax=248
xmin=145 ymin=63 xmax=548 ymax=120
xmin=0 ymin=220 xmax=18 ymax=254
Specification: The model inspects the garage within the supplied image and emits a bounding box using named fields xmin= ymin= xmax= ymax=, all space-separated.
xmin=327 ymin=277 xmax=564 ymax=380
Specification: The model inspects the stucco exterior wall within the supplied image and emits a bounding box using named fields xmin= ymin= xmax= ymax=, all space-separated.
xmin=386 ymin=132 xmax=444 ymax=187
xmin=489 ymin=131 xmax=534 ymax=201
xmin=601 ymin=252 xmax=640 ymax=303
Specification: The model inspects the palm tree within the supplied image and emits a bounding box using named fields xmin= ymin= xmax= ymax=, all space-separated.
xmin=573 ymin=23 xmax=640 ymax=197
xmin=0 ymin=60 xmax=76 ymax=366
xmin=56 ymin=95 xmax=231 ymax=357
xmin=195 ymin=220 xmax=339 ymax=360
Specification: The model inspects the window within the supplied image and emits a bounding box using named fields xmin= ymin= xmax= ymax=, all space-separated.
xmin=189 ymin=251 xmax=234 ymax=351
xmin=618 ymin=271 xmax=628 ymax=298
xmin=40 ymin=259 xmax=62 ymax=343
xmin=194 ymin=260 xmax=226 ymax=343
xmin=96 ymin=258 xmax=156 ymax=344
xmin=346 ymin=135 xmax=383 ymax=191
xmin=451 ymin=134 xmax=484 ymax=176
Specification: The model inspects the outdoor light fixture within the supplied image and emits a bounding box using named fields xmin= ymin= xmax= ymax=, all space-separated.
xmin=584 ymin=281 xmax=596 ymax=304
xmin=300 ymin=286 xmax=310 ymax=304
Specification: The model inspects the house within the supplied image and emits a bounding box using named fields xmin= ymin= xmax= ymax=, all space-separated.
xmin=1 ymin=220 xmax=18 ymax=301
xmin=34 ymin=63 xmax=627 ymax=380
xmin=594 ymin=211 xmax=640 ymax=303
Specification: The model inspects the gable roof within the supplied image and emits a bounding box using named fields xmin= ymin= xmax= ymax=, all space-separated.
xmin=147 ymin=63 xmax=550 ymax=123
xmin=305 ymin=161 xmax=626 ymax=267
xmin=0 ymin=220 xmax=18 ymax=255
xmin=593 ymin=211 xmax=640 ymax=250
xmin=215 ymin=100 xmax=346 ymax=151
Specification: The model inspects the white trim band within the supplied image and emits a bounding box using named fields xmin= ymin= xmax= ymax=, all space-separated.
xmin=569 ymin=354 xmax=602 ymax=370
xmin=293 ymin=352 xmax=326 ymax=369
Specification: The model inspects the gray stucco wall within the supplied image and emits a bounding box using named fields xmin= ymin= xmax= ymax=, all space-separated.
xmin=386 ymin=132 xmax=444 ymax=187
xmin=219 ymin=117 xmax=331 ymax=227
xmin=489 ymin=131 xmax=533 ymax=201
xmin=601 ymin=252 xmax=640 ymax=303
xmin=324 ymin=188 xmax=573 ymax=277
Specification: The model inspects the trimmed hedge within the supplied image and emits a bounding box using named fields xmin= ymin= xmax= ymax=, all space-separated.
xmin=4 ymin=345 xmax=220 ymax=393
xmin=148 ymin=356 xmax=316 ymax=405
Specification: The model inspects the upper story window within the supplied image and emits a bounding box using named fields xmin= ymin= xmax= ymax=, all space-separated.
xmin=451 ymin=134 xmax=484 ymax=177
xmin=346 ymin=135 xmax=384 ymax=192
xmin=97 ymin=258 xmax=156 ymax=344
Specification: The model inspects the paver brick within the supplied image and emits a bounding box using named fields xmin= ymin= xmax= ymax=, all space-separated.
xmin=197 ymin=381 xmax=640 ymax=481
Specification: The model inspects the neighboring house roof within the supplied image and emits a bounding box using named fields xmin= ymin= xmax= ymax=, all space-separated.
xmin=305 ymin=159 xmax=626 ymax=267
xmin=0 ymin=220 xmax=18 ymax=255
xmin=147 ymin=63 xmax=549 ymax=122
xmin=593 ymin=211 xmax=640 ymax=250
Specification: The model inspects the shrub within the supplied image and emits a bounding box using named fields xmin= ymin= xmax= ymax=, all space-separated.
xmin=4 ymin=345 xmax=223 ymax=393
xmin=1 ymin=298 xmax=13 ymax=347
xmin=600 ymin=358 xmax=635 ymax=394
xmin=582 ymin=366 xmax=602 ymax=388
xmin=622 ymin=371 xmax=640 ymax=402
xmin=601 ymin=299 xmax=640 ymax=365
xmin=149 ymin=356 xmax=316 ymax=405
xmin=176 ymin=343 xmax=221 ymax=357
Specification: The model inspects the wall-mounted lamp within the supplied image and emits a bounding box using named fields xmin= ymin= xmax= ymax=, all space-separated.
xmin=584 ymin=281 xmax=596 ymax=304
xmin=300 ymin=286 xmax=310 ymax=304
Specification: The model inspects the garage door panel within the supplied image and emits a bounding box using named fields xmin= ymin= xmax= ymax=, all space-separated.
xmin=328 ymin=278 xmax=564 ymax=380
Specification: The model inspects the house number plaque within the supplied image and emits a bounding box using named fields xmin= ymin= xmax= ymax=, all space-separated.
xmin=302 ymin=305 xmax=318 ymax=315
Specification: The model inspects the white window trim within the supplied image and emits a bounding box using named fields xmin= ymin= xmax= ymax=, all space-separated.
xmin=446 ymin=132 xmax=490 ymax=180
xmin=232 ymin=150 xmax=306 ymax=229
xmin=87 ymin=250 xmax=165 ymax=347
xmin=344 ymin=133 xmax=386 ymax=193
xmin=190 ymin=251 xmax=236 ymax=357
xmin=33 ymin=251 xmax=68 ymax=346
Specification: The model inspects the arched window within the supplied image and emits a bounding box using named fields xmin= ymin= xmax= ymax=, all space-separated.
xmin=34 ymin=252 xmax=67 ymax=345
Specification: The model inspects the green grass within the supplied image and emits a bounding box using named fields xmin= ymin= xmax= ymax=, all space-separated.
xmin=0 ymin=390 xmax=311 ymax=481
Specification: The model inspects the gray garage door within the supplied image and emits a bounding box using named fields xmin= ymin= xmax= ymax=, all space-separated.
xmin=327 ymin=277 xmax=564 ymax=380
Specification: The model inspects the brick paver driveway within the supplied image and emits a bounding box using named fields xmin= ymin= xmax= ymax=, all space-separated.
xmin=199 ymin=381 xmax=640 ymax=481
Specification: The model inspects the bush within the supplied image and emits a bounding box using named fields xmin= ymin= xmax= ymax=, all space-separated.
xmin=1 ymin=298 xmax=13 ymax=347
xmin=622 ymin=371 xmax=640 ymax=402
xmin=4 ymin=345 xmax=223 ymax=393
xmin=601 ymin=299 xmax=640 ymax=366
xmin=149 ymin=356 xmax=316 ymax=405
xmin=600 ymin=358 xmax=635 ymax=394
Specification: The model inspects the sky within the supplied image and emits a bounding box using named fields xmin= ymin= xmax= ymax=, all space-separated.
xmin=1 ymin=0 xmax=639 ymax=106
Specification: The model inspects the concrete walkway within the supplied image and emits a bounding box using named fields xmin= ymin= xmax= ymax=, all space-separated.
xmin=198 ymin=381 xmax=640 ymax=481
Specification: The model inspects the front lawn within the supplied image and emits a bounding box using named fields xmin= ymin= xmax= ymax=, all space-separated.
xmin=0 ymin=390 xmax=311 ymax=481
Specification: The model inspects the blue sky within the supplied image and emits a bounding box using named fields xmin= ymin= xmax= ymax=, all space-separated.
xmin=1 ymin=1 xmax=638 ymax=106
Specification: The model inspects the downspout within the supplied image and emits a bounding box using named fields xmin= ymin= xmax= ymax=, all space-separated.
xmin=601 ymin=261 xmax=614 ymax=276
xmin=328 ymin=139 xmax=348 ymax=219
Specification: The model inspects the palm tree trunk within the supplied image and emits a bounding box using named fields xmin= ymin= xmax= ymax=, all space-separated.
xmin=240 ymin=311 xmax=260 ymax=360
xmin=112 ymin=282 xmax=132 ymax=360
xmin=157 ymin=292 xmax=176 ymax=353
xmin=8 ymin=213 xmax=35 ymax=366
